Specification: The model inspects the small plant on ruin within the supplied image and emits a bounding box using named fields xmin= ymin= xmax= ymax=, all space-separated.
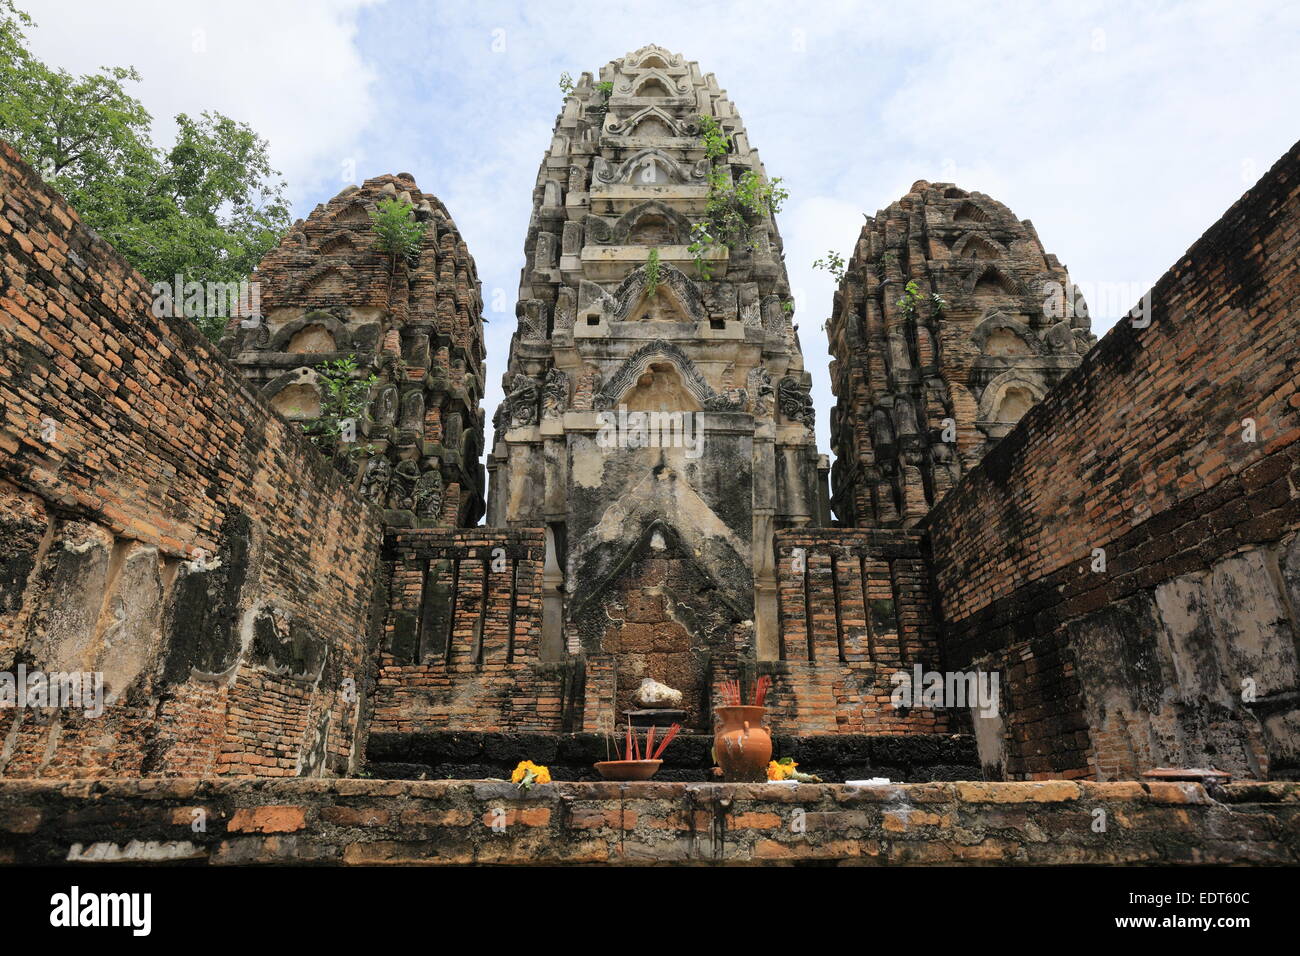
xmin=698 ymin=113 xmax=731 ymax=160
xmin=370 ymin=196 xmax=426 ymax=265
xmin=644 ymin=247 xmax=661 ymax=297
xmin=897 ymin=280 xmax=921 ymax=317
xmin=689 ymin=114 xmax=788 ymax=279
xmin=588 ymin=79 xmax=615 ymax=120
xmin=302 ymin=355 xmax=377 ymax=457
xmin=370 ymin=196 xmax=427 ymax=301
xmin=511 ymin=759 xmax=552 ymax=791
xmin=558 ymin=71 xmax=575 ymax=96
xmin=896 ymin=280 xmax=947 ymax=319
xmin=813 ymin=250 xmax=846 ymax=282
xmin=899 ymin=278 xmax=951 ymax=319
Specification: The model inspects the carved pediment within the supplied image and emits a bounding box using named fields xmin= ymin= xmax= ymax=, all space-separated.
xmin=611 ymin=262 xmax=706 ymax=323
xmin=593 ymin=340 xmax=745 ymax=412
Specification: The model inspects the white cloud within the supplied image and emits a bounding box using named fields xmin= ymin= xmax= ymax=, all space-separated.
xmin=16 ymin=0 xmax=1300 ymax=470
xmin=21 ymin=0 xmax=382 ymax=209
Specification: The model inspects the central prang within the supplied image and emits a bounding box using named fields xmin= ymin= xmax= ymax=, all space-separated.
xmin=486 ymin=44 xmax=827 ymax=733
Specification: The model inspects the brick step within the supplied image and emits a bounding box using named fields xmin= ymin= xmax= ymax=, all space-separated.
xmin=366 ymin=730 xmax=979 ymax=783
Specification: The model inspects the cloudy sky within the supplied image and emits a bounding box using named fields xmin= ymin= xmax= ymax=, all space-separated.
xmin=20 ymin=0 xmax=1300 ymax=454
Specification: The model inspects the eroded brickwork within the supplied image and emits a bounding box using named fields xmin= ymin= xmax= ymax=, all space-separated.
xmin=765 ymin=529 xmax=952 ymax=735
xmin=0 ymin=141 xmax=384 ymax=778
xmin=827 ymin=182 xmax=1093 ymax=527
xmin=487 ymin=45 xmax=829 ymax=727
xmin=225 ymin=174 xmax=487 ymax=528
xmin=372 ymin=528 xmax=575 ymax=733
xmin=2 ymin=778 xmax=1294 ymax=865
xmin=928 ymin=140 xmax=1300 ymax=781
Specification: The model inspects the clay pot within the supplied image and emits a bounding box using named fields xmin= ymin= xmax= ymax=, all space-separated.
xmin=713 ymin=705 xmax=772 ymax=782
xmin=594 ymin=759 xmax=662 ymax=781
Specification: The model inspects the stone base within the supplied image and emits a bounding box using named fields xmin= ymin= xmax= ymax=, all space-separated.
xmin=365 ymin=731 xmax=980 ymax=783
xmin=623 ymin=709 xmax=688 ymax=728
xmin=0 ymin=778 xmax=1295 ymax=866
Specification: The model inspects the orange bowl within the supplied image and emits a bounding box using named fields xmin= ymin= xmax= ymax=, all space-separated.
xmin=594 ymin=759 xmax=663 ymax=781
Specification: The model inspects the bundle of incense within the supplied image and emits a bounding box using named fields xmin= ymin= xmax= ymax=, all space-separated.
xmin=651 ymin=723 xmax=682 ymax=760
xmin=719 ymin=680 xmax=741 ymax=706
xmin=754 ymin=675 xmax=772 ymax=707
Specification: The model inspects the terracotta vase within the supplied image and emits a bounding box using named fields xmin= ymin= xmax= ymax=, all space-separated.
xmin=713 ymin=705 xmax=772 ymax=782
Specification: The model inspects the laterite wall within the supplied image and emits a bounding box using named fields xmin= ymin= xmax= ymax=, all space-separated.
xmin=0 ymin=141 xmax=384 ymax=778
xmin=927 ymin=140 xmax=1300 ymax=781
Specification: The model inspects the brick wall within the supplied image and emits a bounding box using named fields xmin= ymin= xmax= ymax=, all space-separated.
xmin=373 ymin=528 xmax=577 ymax=733
xmin=767 ymin=528 xmax=954 ymax=735
xmin=0 ymin=141 xmax=384 ymax=778
xmin=2 ymin=778 xmax=1294 ymax=865
xmin=927 ymin=139 xmax=1300 ymax=780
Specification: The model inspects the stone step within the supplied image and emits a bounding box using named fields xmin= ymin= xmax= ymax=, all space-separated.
xmin=365 ymin=730 xmax=980 ymax=783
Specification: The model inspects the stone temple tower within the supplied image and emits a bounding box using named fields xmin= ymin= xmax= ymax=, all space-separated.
xmin=487 ymin=45 xmax=826 ymax=729
xmin=225 ymin=173 xmax=487 ymax=528
xmin=826 ymin=181 xmax=1094 ymax=528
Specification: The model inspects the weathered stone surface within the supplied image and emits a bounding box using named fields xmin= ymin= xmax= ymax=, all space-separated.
xmin=483 ymin=46 xmax=827 ymax=734
xmin=827 ymin=182 xmax=1093 ymax=528
xmin=928 ymin=139 xmax=1300 ymax=782
xmin=226 ymin=173 xmax=487 ymax=529
xmin=0 ymin=141 xmax=383 ymax=780
xmin=1 ymin=778 xmax=1295 ymax=866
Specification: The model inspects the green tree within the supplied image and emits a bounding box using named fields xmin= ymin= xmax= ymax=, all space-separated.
xmin=0 ymin=1 xmax=290 ymax=339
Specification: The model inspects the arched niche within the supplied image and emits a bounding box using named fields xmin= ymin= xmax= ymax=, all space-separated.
xmin=270 ymin=311 xmax=352 ymax=353
xmin=631 ymin=71 xmax=678 ymax=98
xmin=971 ymin=312 xmax=1040 ymax=358
xmin=593 ymin=340 xmax=743 ymax=412
xmin=628 ymin=157 xmax=673 ymax=184
xmin=976 ymin=369 xmax=1046 ymax=434
xmin=594 ymin=150 xmax=702 ymax=186
xmin=628 ymin=211 xmax=677 ymax=245
xmin=333 ymin=202 xmax=370 ymax=224
xmin=264 ymin=367 xmax=323 ymax=421
xmin=970 ymin=266 xmax=1019 ymax=298
xmin=983 ymin=329 xmax=1031 ymax=357
xmin=319 ymin=233 xmax=356 ymax=256
xmin=954 ymin=234 xmax=1004 ymax=260
xmin=610 ymin=261 xmax=706 ymax=323
xmin=623 ymin=362 xmax=702 ymax=412
xmin=610 ymin=106 xmax=681 ymax=138
xmin=994 ymin=386 xmax=1035 ymax=423
xmin=300 ymin=264 xmax=355 ymax=297
xmin=953 ymin=200 xmax=990 ymax=223
xmin=287 ymin=324 xmax=337 ymax=354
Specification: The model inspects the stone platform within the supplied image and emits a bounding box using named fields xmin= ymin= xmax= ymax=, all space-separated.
xmin=0 ymin=778 xmax=1295 ymax=865
xmin=366 ymin=731 xmax=980 ymax=782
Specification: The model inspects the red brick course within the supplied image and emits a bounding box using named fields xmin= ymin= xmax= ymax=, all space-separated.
xmin=0 ymin=140 xmax=384 ymax=778
xmin=927 ymin=139 xmax=1300 ymax=779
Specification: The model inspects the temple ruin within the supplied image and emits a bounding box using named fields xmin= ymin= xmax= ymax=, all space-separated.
xmin=0 ymin=44 xmax=1298 ymax=865
xmin=487 ymin=45 xmax=826 ymax=730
